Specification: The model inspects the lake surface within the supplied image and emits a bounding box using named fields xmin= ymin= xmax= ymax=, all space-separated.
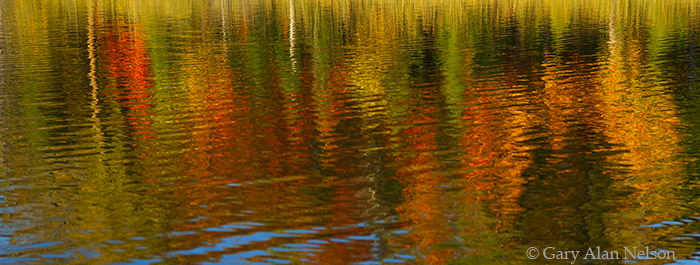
xmin=2 ymin=0 xmax=700 ymax=264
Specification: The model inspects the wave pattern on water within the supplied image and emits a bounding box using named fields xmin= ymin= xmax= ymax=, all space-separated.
xmin=1 ymin=0 xmax=700 ymax=264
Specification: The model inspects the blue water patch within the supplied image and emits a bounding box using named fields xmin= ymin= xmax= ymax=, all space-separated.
xmin=0 ymin=236 xmax=10 ymax=248
xmin=640 ymin=223 xmax=665 ymax=228
xmin=0 ymin=258 xmax=41 ymax=264
xmin=347 ymin=234 xmax=378 ymax=241
xmin=661 ymin=221 xmax=684 ymax=226
xmin=220 ymin=232 xmax=296 ymax=247
xmin=307 ymin=240 xmax=328 ymax=245
xmin=329 ymin=238 xmax=350 ymax=243
xmin=383 ymin=258 xmax=404 ymax=263
xmin=41 ymin=253 xmax=70 ymax=259
xmin=202 ymin=223 xmax=254 ymax=232
xmin=225 ymin=224 xmax=253 ymax=230
xmin=352 ymin=261 xmax=381 ymax=265
xmin=283 ymin=229 xmax=318 ymax=234
xmin=203 ymin=227 xmax=230 ymax=232
xmin=168 ymin=231 xmax=299 ymax=256
xmin=167 ymin=232 xmax=295 ymax=257
xmin=115 ymin=258 xmax=162 ymax=265
xmin=3 ymin=241 xmax=61 ymax=252
xmin=206 ymin=259 xmax=270 ymax=264
xmin=0 ymin=207 xmax=16 ymax=214
xmin=394 ymin=254 xmax=416 ymax=260
xmin=169 ymin=246 xmax=224 ymax=256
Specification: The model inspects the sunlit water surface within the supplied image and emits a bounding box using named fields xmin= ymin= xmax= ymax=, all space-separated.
xmin=2 ymin=0 xmax=700 ymax=264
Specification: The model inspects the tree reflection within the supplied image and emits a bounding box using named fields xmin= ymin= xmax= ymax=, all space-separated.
xmin=1 ymin=0 xmax=700 ymax=264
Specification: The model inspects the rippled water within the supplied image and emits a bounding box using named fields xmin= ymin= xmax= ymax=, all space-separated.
xmin=3 ymin=0 xmax=700 ymax=264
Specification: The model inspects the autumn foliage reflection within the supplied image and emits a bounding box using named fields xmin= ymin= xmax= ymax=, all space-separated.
xmin=1 ymin=0 xmax=700 ymax=264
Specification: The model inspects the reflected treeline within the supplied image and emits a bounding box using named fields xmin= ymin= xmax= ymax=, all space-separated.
xmin=1 ymin=0 xmax=700 ymax=264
